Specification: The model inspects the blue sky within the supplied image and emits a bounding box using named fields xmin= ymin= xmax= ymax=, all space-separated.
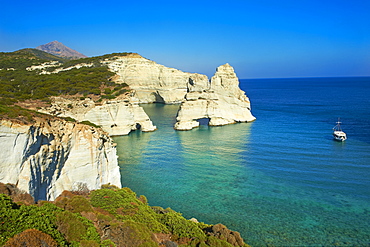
xmin=1 ymin=0 xmax=369 ymax=78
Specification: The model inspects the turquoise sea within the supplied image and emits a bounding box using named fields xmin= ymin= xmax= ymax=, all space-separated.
xmin=114 ymin=77 xmax=370 ymax=246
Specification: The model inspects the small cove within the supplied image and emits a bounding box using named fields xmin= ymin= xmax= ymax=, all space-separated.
xmin=114 ymin=77 xmax=370 ymax=246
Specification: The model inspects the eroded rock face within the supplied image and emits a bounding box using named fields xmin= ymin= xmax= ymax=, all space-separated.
xmin=103 ymin=54 xmax=209 ymax=104
xmin=0 ymin=118 xmax=121 ymax=201
xmin=174 ymin=64 xmax=256 ymax=130
xmin=103 ymin=55 xmax=255 ymax=130
xmin=39 ymin=97 xmax=156 ymax=136
xmin=36 ymin=55 xmax=254 ymax=134
xmin=205 ymin=224 xmax=245 ymax=246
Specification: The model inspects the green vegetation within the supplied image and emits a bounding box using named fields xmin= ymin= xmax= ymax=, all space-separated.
xmin=57 ymin=52 xmax=133 ymax=69
xmin=0 ymin=49 xmax=132 ymax=122
xmin=157 ymin=208 xmax=206 ymax=239
xmin=80 ymin=120 xmax=101 ymax=128
xmin=0 ymin=194 xmax=68 ymax=246
xmin=90 ymin=187 xmax=169 ymax=233
xmin=0 ymin=66 xmax=115 ymax=102
xmin=0 ymin=49 xmax=64 ymax=70
xmin=0 ymin=185 xmax=248 ymax=246
xmin=0 ymin=104 xmax=40 ymax=123
xmin=0 ymin=49 xmax=249 ymax=246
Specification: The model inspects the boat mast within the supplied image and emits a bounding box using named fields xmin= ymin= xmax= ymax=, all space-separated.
xmin=335 ymin=118 xmax=342 ymax=131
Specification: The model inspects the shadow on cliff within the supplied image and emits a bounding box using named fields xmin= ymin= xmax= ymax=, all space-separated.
xmin=197 ymin=118 xmax=210 ymax=126
xmin=153 ymin=91 xmax=165 ymax=104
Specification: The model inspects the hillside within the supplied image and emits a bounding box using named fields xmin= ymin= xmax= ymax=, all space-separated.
xmin=0 ymin=49 xmax=131 ymax=119
xmin=0 ymin=183 xmax=248 ymax=247
xmin=0 ymin=48 xmax=65 ymax=70
xmin=0 ymin=48 xmax=252 ymax=246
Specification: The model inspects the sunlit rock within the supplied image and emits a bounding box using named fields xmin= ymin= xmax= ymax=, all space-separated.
xmin=0 ymin=118 xmax=121 ymax=201
xmin=174 ymin=64 xmax=256 ymax=130
xmin=39 ymin=97 xmax=156 ymax=136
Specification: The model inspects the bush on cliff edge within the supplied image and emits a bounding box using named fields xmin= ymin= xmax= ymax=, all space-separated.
xmin=0 ymin=184 xmax=249 ymax=247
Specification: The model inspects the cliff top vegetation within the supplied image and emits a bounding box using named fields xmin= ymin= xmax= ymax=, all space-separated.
xmin=0 ymin=182 xmax=248 ymax=247
xmin=0 ymin=49 xmax=132 ymax=122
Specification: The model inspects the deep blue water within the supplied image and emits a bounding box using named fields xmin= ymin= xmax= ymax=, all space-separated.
xmin=114 ymin=77 xmax=370 ymax=246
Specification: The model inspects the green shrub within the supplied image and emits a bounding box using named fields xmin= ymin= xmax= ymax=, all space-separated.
xmin=80 ymin=120 xmax=100 ymax=128
xmin=79 ymin=240 xmax=100 ymax=247
xmin=158 ymin=209 xmax=206 ymax=240
xmin=56 ymin=210 xmax=100 ymax=244
xmin=63 ymin=116 xmax=76 ymax=122
xmin=101 ymin=184 xmax=120 ymax=190
xmin=4 ymin=229 xmax=58 ymax=247
xmin=0 ymin=194 xmax=17 ymax=209
xmin=90 ymin=188 xmax=168 ymax=233
xmin=104 ymin=88 xmax=112 ymax=94
xmin=64 ymin=195 xmax=93 ymax=213
xmin=101 ymin=239 xmax=116 ymax=247
xmin=115 ymin=220 xmax=157 ymax=247
xmin=0 ymin=198 xmax=67 ymax=246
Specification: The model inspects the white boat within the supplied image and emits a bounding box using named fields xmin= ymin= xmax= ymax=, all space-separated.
xmin=333 ymin=118 xmax=347 ymax=141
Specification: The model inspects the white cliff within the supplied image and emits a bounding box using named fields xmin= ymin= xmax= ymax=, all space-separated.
xmin=33 ymin=53 xmax=254 ymax=135
xmin=174 ymin=64 xmax=256 ymax=130
xmin=39 ymin=97 xmax=156 ymax=136
xmin=0 ymin=118 xmax=121 ymax=201
xmin=103 ymin=53 xmax=209 ymax=104
xmin=102 ymin=54 xmax=255 ymax=131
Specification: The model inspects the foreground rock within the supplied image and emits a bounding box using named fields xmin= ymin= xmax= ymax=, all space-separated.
xmin=205 ymin=224 xmax=245 ymax=246
xmin=174 ymin=64 xmax=256 ymax=130
xmin=0 ymin=118 xmax=121 ymax=201
xmin=39 ymin=97 xmax=156 ymax=136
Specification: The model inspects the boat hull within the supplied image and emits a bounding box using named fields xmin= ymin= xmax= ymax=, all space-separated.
xmin=333 ymin=131 xmax=347 ymax=141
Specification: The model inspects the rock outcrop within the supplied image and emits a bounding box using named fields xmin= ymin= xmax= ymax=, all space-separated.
xmin=103 ymin=54 xmax=209 ymax=104
xmin=174 ymin=64 xmax=256 ymax=130
xmin=0 ymin=118 xmax=121 ymax=201
xmin=29 ymin=54 xmax=254 ymax=135
xmin=103 ymin=55 xmax=255 ymax=130
xmin=39 ymin=97 xmax=156 ymax=136
xmin=205 ymin=224 xmax=245 ymax=246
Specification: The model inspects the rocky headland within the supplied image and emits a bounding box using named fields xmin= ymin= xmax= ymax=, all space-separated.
xmin=31 ymin=52 xmax=255 ymax=135
xmin=0 ymin=47 xmax=254 ymax=246
xmin=0 ymin=49 xmax=255 ymax=200
xmin=0 ymin=117 xmax=121 ymax=201
xmin=100 ymin=54 xmax=256 ymax=131
xmin=103 ymin=53 xmax=209 ymax=104
xmin=175 ymin=63 xmax=256 ymax=130
xmin=39 ymin=96 xmax=157 ymax=136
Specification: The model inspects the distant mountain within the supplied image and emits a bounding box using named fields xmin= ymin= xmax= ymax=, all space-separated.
xmin=36 ymin=41 xmax=87 ymax=59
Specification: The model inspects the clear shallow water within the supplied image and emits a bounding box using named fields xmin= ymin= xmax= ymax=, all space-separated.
xmin=114 ymin=77 xmax=370 ymax=246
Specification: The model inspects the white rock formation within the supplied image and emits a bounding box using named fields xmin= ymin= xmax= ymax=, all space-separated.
xmin=103 ymin=54 xmax=209 ymax=104
xmin=174 ymin=64 xmax=256 ymax=130
xmin=26 ymin=61 xmax=62 ymax=71
xmin=26 ymin=62 xmax=94 ymax=75
xmin=0 ymin=118 xmax=121 ymax=201
xmin=39 ymin=97 xmax=156 ymax=136
xmin=33 ymin=54 xmax=254 ymax=134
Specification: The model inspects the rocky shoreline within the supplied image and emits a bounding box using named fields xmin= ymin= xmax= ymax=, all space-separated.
xmin=0 ymin=48 xmax=255 ymax=245
xmin=0 ymin=117 xmax=121 ymax=201
xmin=34 ymin=54 xmax=255 ymax=135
